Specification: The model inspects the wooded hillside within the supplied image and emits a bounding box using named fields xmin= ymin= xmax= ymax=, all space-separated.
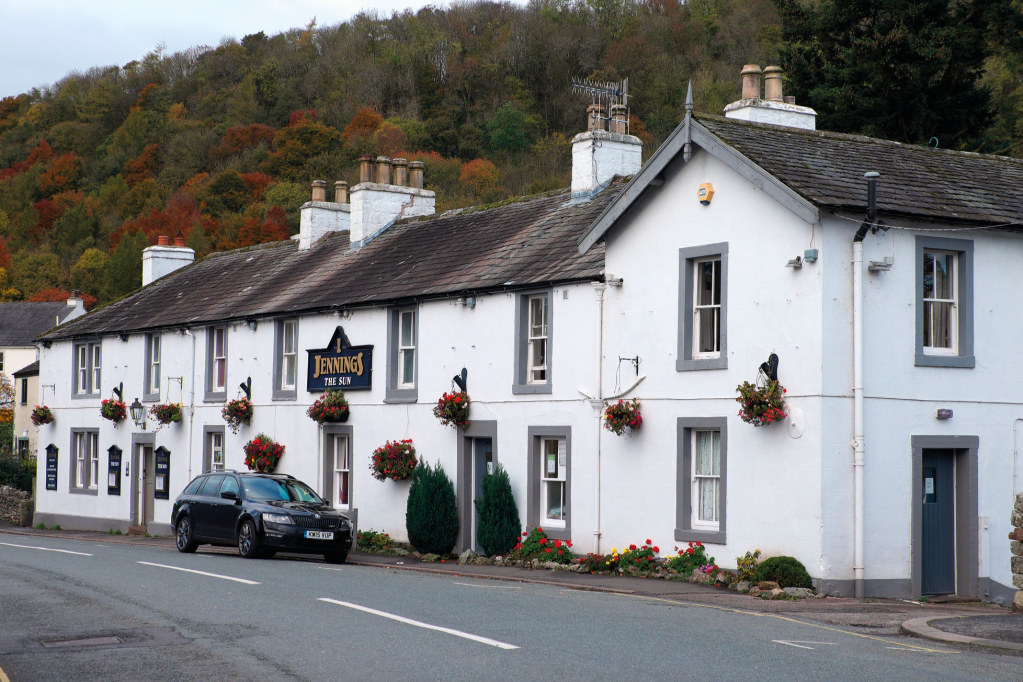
xmin=0 ymin=0 xmax=1020 ymax=307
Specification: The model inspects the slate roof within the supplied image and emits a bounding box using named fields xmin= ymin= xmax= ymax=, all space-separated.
xmin=13 ymin=360 xmax=39 ymax=377
xmin=0 ymin=302 xmax=77 ymax=346
xmin=41 ymin=184 xmax=618 ymax=341
xmin=698 ymin=115 xmax=1023 ymax=225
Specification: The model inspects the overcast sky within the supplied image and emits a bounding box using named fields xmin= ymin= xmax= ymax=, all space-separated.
xmin=0 ymin=0 xmax=438 ymax=98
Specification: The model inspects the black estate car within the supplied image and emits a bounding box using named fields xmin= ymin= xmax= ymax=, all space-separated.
xmin=171 ymin=471 xmax=353 ymax=563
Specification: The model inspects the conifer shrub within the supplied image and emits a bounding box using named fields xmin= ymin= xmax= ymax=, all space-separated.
xmin=405 ymin=460 xmax=459 ymax=555
xmin=752 ymin=556 xmax=813 ymax=588
xmin=474 ymin=464 xmax=520 ymax=556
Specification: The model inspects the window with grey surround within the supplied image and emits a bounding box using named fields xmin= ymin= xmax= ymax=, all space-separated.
xmin=676 ymin=417 xmax=727 ymax=544
xmin=385 ymin=307 xmax=418 ymax=403
xmin=144 ymin=334 xmax=161 ymax=401
xmin=526 ymin=426 xmax=571 ymax=541
xmin=72 ymin=341 xmax=102 ymax=397
xmin=513 ymin=290 xmax=553 ymax=394
xmin=916 ymin=237 xmax=974 ymax=368
xmin=70 ymin=429 xmax=100 ymax=494
xmin=677 ymin=244 xmax=728 ymax=371
xmin=321 ymin=425 xmax=355 ymax=514
xmin=20 ymin=378 xmax=27 ymax=405
xmin=203 ymin=426 xmax=225 ymax=473
xmin=272 ymin=319 xmax=298 ymax=400
xmin=204 ymin=326 xmax=228 ymax=401
xmin=0 ymin=351 xmax=4 ymax=372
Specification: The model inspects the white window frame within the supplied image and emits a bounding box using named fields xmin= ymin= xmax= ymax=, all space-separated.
xmin=334 ymin=435 xmax=351 ymax=510
xmin=91 ymin=345 xmax=102 ymax=393
xmin=527 ymin=295 xmax=548 ymax=384
xmin=691 ymin=430 xmax=721 ymax=531
xmin=922 ymin=250 xmax=958 ymax=356
xmin=692 ymin=257 xmax=722 ymax=360
xmin=282 ymin=320 xmax=297 ymax=391
xmin=89 ymin=432 xmax=99 ymax=489
xmin=213 ymin=327 xmax=227 ymax=392
xmin=211 ymin=432 xmax=224 ymax=472
xmin=75 ymin=432 xmax=87 ymax=488
xmin=398 ymin=310 xmax=416 ymax=389
xmin=540 ymin=437 xmax=567 ymax=528
xmin=149 ymin=335 xmax=161 ymax=395
xmin=76 ymin=345 xmax=88 ymax=395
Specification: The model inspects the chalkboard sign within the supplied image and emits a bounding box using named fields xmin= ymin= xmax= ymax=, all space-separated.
xmin=45 ymin=444 xmax=58 ymax=491
xmin=107 ymin=445 xmax=122 ymax=496
xmin=154 ymin=446 xmax=170 ymax=500
xmin=307 ymin=326 xmax=373 ymax=392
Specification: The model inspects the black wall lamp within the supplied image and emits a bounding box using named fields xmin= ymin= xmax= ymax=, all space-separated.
xmin=130 ymin=398 xmax=146 ymax=430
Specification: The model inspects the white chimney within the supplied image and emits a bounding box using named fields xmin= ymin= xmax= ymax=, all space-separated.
xmin=571 ymin=104 xmax=643 ymax=196
xmin=723 ymin=64 xmax=817 ymax=130
xmin=349 ymin=158 xmax=435 ymax=247
xmin=142 ymin=234 xmax=195 ymax=286
xmin=298 ymin=179 xmax=350 ymax=250
xmin=64 ymin=290 xmax=87 ymax=321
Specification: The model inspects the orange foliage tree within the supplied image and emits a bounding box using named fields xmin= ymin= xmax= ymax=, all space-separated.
xmin=342 ymin=107 xmax=383 ymax=144
xmin=373 ymin=122 xmax=407 ymax=157
xmin=240 ymin=172 xmax=273 ymax=202
xmin=28 ymin=288 xmax=97 ymax=308
xmin=38 ymin=153 xmax=83 ymax=196
xmin=459 ymin=159 xmax=500 ymax=199
xmin=261 ymin=120 xmax=342 ymax=179
xmin=124 ymin=144 xmax=161 ymax=187
xmin=210 ymin=124 xmax=276 ymax=161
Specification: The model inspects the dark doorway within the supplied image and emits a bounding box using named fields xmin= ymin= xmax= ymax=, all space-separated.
xmin=472 ymin=438 xmax=494 ymax=553
xmin=921 ymin=449 xmax=955 ymax=595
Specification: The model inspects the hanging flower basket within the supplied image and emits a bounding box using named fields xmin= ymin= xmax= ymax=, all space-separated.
xmin=603 ymin=398 xmax=642 ymax=436
xmin=370 ymin=439 xmax=417 ymax=481
xmin=100 ymin=399 xmax=127 ymax=426
xmin=243 ymin=433 xmax=285 ymax=473
xmin=736 ymin=380 xmax=786 ymax=426
xmin=149 ymin=403 xmax=183 ymax=426
xmin=307 ymin=390 xmax=350 ymax=425
xmin=222 ymin=397 xmax=252 ymax=434
xmin=433 ymin=391 xmax=470 ymax=430
xmin=31 ymin=405 xmax=54 ymax=426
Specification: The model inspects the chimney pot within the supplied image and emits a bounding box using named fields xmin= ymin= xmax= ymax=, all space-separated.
xmin=587 ymin=104 xmax=606 ymax=132
xmin=334 ymin=180 xmax=348 ymax=204
xmin=157 ymin=235 xmax=170 ymax=246
xmin=409 ymin=161 xmax=425 ymax=189
xmin=763 ymin=66 xmax=783 ymax=102
xmin=359 ymin=155 xmax=374 ymax=183
xmin=609 ymin=105 xmax=627 ymax=134
xmin=392 ymin=158 xmax=409 ymax=186
xmin=784 ymin=95 xmax=796 ymax=105
xmin=72 ymin=289 xmax=80 ymax=297
xmin=173 ymin=230 xmax=186 ymax=247
xmin=375 ymin=156 xmax=392 ymax=184
xmin=740 ymin=64 xmax=763 ymax=100
xmin=311 ymin=179 xmax=327 ymax=202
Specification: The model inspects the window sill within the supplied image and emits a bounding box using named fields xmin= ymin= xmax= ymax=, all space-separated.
xmin=674 ymin=528 xmax=726 ymax=544
xmin=143 ymin=393 xmax=160 ymax=403
xmin=512 ymin=383 xmax=552 ymax=395
xmin=203 ymin=392 xmax=227 ymax=403
xmin=70 ymin=393 xmax=101 ymax=401
xmin=537 ymin=524 xmax=571 ymax=542
xmin=914 ymin=353 xmax=975 ymax=368
xmin=271 ymin=389 xmax=298 ymax=401
xmin=384 ymin=388 xmax=418 ymax=404
xmin=676 ymin=356 xmax=727 ymax=371
xmin=69 ymin=487 xmax=99 ymax=496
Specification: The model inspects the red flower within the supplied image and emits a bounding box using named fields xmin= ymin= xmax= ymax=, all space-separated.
xmin=514 ymin=543 xmax=522 ymax=550
xmin=645 ymin=539 xmax=652 ymax=545
xmin=629 ymin=544 xmax=637 ymax=551
xmin=522 ymin=532 xmax=528 ymax=537
xmin=545 ymin=548 xmax=551 ymax=553
xmin=557 ymin=550 xmax=563 ymax=555
xmin=554 ymin=540 xmax=561 ymax=548
xmin=695 ymin=541 xmax=702 ymax=547
xmin=687 ymin=548 xmax=693 ymax=555
xmin=566 ymin=541 xmax=572 ymax=547
xmin=539 ymin=537 xmax=547 ymax=545
xmin=653 ymin=546 xmax=660 ymax=553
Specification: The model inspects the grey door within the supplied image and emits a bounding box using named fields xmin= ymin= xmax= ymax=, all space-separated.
xmin=142 ymin=446 xmax=155 ymax=525
xmin=921 ymin=449 xmax=955 ymax=595
xmin=472 ymin=438 xmax=493 ymax=553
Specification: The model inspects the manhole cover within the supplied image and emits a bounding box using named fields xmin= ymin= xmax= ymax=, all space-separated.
xmin=42 ymin=636 xmax=122 ymax=648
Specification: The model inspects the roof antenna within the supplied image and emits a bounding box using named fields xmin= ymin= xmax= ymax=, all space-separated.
xmin=683 ymin=80 xmax=694 ymax=163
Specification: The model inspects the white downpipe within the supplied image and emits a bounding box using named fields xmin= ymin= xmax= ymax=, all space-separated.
xmin=1012 ymin=419 xmax=1023 ymax=497
xmin=185 ymin=329 xmax=196 ymax=481
xmin=852 ymin=240 xmax=865 ymax=599
xmin=591 ymin=281 xmax=606 ymax=555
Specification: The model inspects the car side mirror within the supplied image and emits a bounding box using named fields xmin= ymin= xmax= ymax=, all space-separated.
xmin=221 ymin=490 xmax=239 ymax=502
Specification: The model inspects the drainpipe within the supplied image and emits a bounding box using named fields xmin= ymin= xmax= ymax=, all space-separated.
xmin=1013 ymin=419 xmax=1023 ymax=497
xmin=852 ymin=171 xmax=878 ymax=599
xmin=591 ymin=281 xmax=606 ymax=554
xmin=185 ymin=329 xmax=196 ymax=481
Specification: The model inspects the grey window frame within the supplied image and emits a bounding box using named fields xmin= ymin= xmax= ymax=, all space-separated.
xmin=0 ymin=351 xmax=3 ymax=371
xmin=513 ymin=288 xmax=553 ymax=394
xmin=676 ymin=417 xmax=727 ymax=544
xmin=69 ymin=428 xmax=99 ymax=495
xmin=202 ymin=425 xmax=226 ymax=473
xmin=204 ymin=325 xmax=228 ymax=402
xmin=272 ymin=318 xmax=299 ymax=401
xmin=915 ymin=236 xmax=974 ymax=368
xmin=143 ymin=333 xmax=161 ymax=402
xmin=385 ymin=306 xmax=418 ymax=403
xmin=71 ymin=340 xmax=102 ymax=398
xmin=677 ymin=243 xmax=729 ymax=371
xmin=322 ymin=425 xmax=355 ymax=511
xmin=526 ymin=426 xmax=571 ymax=542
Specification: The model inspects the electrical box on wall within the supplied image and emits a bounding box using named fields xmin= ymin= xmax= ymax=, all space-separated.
xmin=804 ymin=249 xmax=818 ymax=263
xmin=698 ymin=183 xmax=714 ymax=205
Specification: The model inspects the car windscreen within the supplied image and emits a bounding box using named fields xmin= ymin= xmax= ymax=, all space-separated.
xmin=241 ymin=477 xmax=324 ymax=503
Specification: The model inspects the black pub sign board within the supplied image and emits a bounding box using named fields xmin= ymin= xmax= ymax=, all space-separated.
xmin=307 ymin=326 xmax=373 ymax=392
xmin=107 ymin=445 xmax=122 ymax=496
xmin=154 ymin=447 xmax=170 ymax=500
xmin=45 ymin=444 xmax=58 ymax=491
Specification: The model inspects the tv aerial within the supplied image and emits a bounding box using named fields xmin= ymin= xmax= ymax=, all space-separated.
xmin=572 ymin=77 xmax=631 ymax=134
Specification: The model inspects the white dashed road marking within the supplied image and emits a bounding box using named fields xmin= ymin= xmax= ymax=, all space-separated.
xmin=137 ymin=561 xmax=260 ymax=585
xmin=772 ymin=640 xmax=839 ymax=650
xmin=0 ymin=541 xmax=93 ymax=556
xmin=454 ymin=581 xmax=521 ymax=589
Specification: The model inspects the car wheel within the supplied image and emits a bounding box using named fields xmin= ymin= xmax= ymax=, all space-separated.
xmin=237 ymin=520 xmax=261 ymax=559
xmin=175 ymin=516 xmax=198 ymax=553
xmin=324 ymin=551 xmax=348 ymax=564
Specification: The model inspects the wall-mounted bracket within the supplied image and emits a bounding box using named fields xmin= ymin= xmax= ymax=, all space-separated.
xmin=240 ymin=377 xmax=251 ymax=400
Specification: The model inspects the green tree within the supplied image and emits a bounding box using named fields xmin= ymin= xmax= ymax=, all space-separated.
xmin=474 ymin=464 xmax=520 ymax=556
xmin=406 ymin=460 xmax=459 ymax=555
xmin=70 ymin=248 xmax=108 ymax=297
xmin=487 ymin=103 xmax=532 ymax=153
xmin=103 ymin=232 xmax=147 ymax=300
xmin=10 ymin=251 xmax=62 ymax=295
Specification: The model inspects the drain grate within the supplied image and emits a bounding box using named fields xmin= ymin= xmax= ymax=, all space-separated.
xmin=42 ymin=636 xmax=123 ymax=649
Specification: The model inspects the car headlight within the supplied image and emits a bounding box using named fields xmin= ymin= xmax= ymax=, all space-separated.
xmin=263 ymin=513 xmax=293 ymax=525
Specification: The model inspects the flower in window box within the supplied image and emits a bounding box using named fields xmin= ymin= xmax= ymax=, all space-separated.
xmin=735 ymin=380 xmax=787 ymax=426
xmin=243 ymin=433 xmax=284 ymax=473
xmin=433 ymin=391 xmax=470 ymax=430
xmin=307 ymin=390 xmax=350 ymax=425
xmin=31 ymin=405 xmax=54 ymax=426
xmin=222 ymin=397 xmax=253 ymax=434
xmin=149 ymin=403 xmax=183 ymax=426
xmin=369 ymin=439 xmax=417 ymax=481
xmin=100 ymin=399 xmax=127 ymax=425
xmin=602 ymin=398 xmax=642 ymax=436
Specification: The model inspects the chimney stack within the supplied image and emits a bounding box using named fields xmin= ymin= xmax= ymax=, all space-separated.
xmin=299 ymin=179 xmax=351 ymax=250
xmin=334 ymin=181 xmax=348 ymax=204
xmin=572 ymin=106 xmax=642 ymax=196
xmin=349 ymin=158 xmax=434 ymax=246
xmin=763 ymin=66 xmax=783 ymax=102
xmin=725 ymin=65 xmax=816 ymax=130
xmin=740 ymin=64 xmax=763 ymax=100
xmin=392 ymin=158 xmax=408 ymax=186
xmin=143 ymin=236 xmax=195 ymax=286
xmin=359 ymin=155 xmax=374 ymax=183
xmin=65 ymin=290 xmax=87 ymax=319
xmin=311 ymin=180 xmax=327 ymax=202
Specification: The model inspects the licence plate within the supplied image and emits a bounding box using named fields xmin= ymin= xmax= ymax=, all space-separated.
xmin=304 ymin=531 xmax=334 ymax=540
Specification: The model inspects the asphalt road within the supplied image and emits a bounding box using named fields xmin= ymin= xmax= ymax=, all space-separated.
xmin=0 ymin=531 xmax=1020 ymax=682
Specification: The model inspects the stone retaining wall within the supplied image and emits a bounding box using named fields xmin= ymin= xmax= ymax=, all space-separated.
xmin=1011 ymin=493 xmax=1023 ymax=612
xmin=0 ymin=485 xmax=31 ymax=526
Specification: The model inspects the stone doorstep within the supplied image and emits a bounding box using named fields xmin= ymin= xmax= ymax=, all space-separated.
xmin=901 ymin=616 xmax=1023 ymax=652
xmin=128 ymin=525 xmax=147 ymax=536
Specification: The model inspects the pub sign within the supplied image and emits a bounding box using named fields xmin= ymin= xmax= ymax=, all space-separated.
xmin=154 ymin=447 xmax=170 ymax=500
xmin=45 ymin=444 xmax=58 ymax=491
xmin=107 ymin=445 xmax=122 ymax=496
xmin=307 ymin=326 xmax=373 ymax=392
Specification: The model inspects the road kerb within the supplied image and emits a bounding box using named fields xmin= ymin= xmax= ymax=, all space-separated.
xmin=900 ymin=616 xmax=1023 ymax=652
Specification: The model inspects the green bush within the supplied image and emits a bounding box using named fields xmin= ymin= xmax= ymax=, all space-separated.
xmin=753 ymin=556 xmax=813 ymax=588
xmin=474 ymin=464 xmax=520 ymax=556
xmin=405 ymin=460 xmax=458 ymax=555
xmin=0 ymin=453 xmax=35 ymax=492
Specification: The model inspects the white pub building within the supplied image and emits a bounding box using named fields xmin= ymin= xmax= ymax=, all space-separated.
xmin=36 ymin=67 xmax=1023 ymax=604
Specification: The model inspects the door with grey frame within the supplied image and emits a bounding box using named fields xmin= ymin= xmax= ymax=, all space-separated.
xmin=921 ymin=449 xmax=955 ymax=595
xmin=132 ymin=444 xmax=156 ymax=527
xmin=472 ymin=438 xmax=494 ymax=553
